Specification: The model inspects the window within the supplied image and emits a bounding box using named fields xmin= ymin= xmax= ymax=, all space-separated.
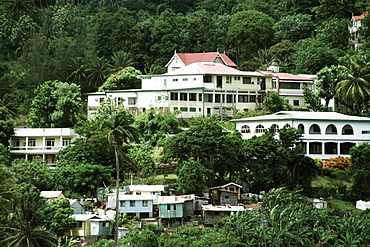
xmin=204 ymin=75 xmax=212 ymax=83
xmin=180 ymin=93 xmax=187 ymax=101
xmin=226 ymin=76 xmax=232 ymax=84
xmin=249 ymin=95 xmax=256 ymax=103
xmin=45 ymin=139 xmax=55 ymax=149
xmin=198 ymin=93 xmax=203 ymax=101
xmin=234 ymin=76 xmax=240 ymax=80
xmin=243 ymin=77 xmax=253 ymax=84
xmin=293 ymin=100 xmax=299 ymax=106
xmin=227 ymin=95 xmax=235 ymax=103
xmin=180 ymin=107 xmax=188 ymax=112
xmin=78 ymin=222 xmax=83 ymax=228
xmin=28 ymin=139 xmax=36 ymax=147
xmin=190 ymin=108 xmax=196 ymax=112
xmin=182 ymin=78 xmax=188 ymax=81
xmin=157 ymin=96 xmax=162 ymax=101
xmin=241 ymin=125 xmax=250 ymax=133
xmin=325 ymin=124 xmax=338 ymax=135
xmin=173 ymin=205 xmax=177 ymax=210
xmin=62 ymin=138 xmax=71 ymax=146
xmin=362 ymin=130 xmax=370 ymax=134
xmin=172 ymin=67 xmax=180 ymax=71
xmin=164 ymin=79 xmax=167 ymax=86
xmin=167 ymin=205 xmax=170 ymax=210
xmin=117 ymin=97 xmax=124 ymax=105
xmin=215 ymin=94 xmax=221 ymax=103
xmin=298 ymin=124 xmax=305 ymax=133
xmin=142 ymin=200 xmax=148 ymax=207
xmin=309 ymin=124 xmax=321 ymax=134
xmin=173 ymin=78 xmax=178 ymax=82
xmin=271 ymin=124 xmax=279 ymax=133
xmin=225 ymin=196 xmax=229 ymax=201
xmin=280 ymin=82 xmax=300 ymax=89
xmin=130 ymin=201 xmax=135 ymax=207
xmin=189 ymin=93 xmax=197 ymax=101
xmin=170 ymin=92 xmax=178 ymax=100
xmin=102 ymin=222 xmax=109 ymax=227
xmin=238 ymin=95 xmax=248 ymax=103
xmin=120 ymin=201 xmax=126 ymax=207
xmin=342 ymin=125 xmax=354 ymax=135
xmin=204 ymin=94 xmax=213 ymax=103
xmin=13 ymin=139 xmax=20 ymax=147
xmin=255 ymin=125 xmax=265 ymax=133
xmin=128 ymin=97 xmax=136 ymax=105
xmin=136 ymin=192 xmax=141 ymax=195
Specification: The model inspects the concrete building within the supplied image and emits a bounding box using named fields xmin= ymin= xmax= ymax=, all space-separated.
xmin=9 ymin=128 xmax=79 ymax=166
xmin=232 ymin=111 xmax=370 ymax=160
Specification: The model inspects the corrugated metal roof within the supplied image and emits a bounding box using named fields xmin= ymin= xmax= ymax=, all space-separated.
xmin=40 ymin=191 xmax=64 ymax=199
xmin=127 ymin=185 xmax=165 ymax=192
xmin=201 ymin=205 xmax=245 ymax=211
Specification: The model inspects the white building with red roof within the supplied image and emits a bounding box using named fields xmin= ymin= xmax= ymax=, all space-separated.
xmin=165 ymin=51 xmax=237 ymax=73
xmin=87 ymin=56 xmax=316 ymax=118
xmin=87 ymin=62 xmax=274 ymax=118
xmin=349 ymin=11 xmax=370 ymax=50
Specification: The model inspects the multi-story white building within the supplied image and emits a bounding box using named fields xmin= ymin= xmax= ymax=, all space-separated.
xmin=88 ymin=62 xmax=274 ymax=118
xmin=232 ymin=111 xmax=370 ymax=160
xmin=9 ymin=128 xmax=79 ymax=165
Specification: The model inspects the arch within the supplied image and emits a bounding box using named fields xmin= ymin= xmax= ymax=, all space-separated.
xmin=284 ymin=124 xmax=291 ymax=128
xmin=271 ymin=124 xmax=279 ymax=133
xmin=342 ymin=124 xmax=354 ymax=135
xmin=255 ymin=124 xmax=265 ymax=133
xmin=241 ymin=125 xmax=250 ymax=133
xmin=297 ymin=123 xmax=305 ymax=133
xmin=309 ymin=124 xmax=321 ymax=134
xmin=325 ymin=124 xmax=337 ymax=135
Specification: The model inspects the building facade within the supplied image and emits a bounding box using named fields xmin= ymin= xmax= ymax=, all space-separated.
xmin=232 ymin=111 xmax=370 ymax=160
xmin=87 ymin=62 xmax=274 ymax=119
xmin=9 ymin=128 xmax=79 ymax=165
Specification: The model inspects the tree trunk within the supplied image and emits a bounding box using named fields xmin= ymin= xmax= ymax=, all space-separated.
xmin=114 ymin=147 xmax=120 ymax=247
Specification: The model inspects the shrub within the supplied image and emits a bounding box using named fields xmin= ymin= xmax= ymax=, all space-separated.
xmin=323 ymin=156 xmax=351 ymax=171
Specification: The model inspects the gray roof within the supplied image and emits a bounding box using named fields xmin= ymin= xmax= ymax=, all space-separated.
xmin=231 ymin=111 xmax=370 ymax=122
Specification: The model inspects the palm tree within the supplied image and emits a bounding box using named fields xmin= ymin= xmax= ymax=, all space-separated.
xmin=99 ymin=109 xmax=139 ymax=247
xmin=109 ymin=51 xmax=135 ymax=73
xmin=0 ymin=186 xmax=57 ymax=247
xmin=336 ymin=56 xmax=370 ymax=114
xmin=87 ymin=57 xmax=110 ymax=90
xmin=67 ymin=57 xmax=87 ymax=86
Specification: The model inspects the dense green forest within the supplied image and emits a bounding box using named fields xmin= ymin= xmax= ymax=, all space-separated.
xmin=1 ymin=0 xmax=370 ymax=115
xmin=3 ymin=0 xmax=370 ymax=246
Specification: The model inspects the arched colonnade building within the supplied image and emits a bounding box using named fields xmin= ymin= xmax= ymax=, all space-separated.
xmin=233 ymin=111 xmax=370 ymax=160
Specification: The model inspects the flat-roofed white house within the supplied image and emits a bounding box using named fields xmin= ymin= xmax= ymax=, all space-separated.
xmin=106 ymin=193 xmax=157 ymax=218
xmin=87 ymin=62 xmax=274 ymax=118
xmin=9 ymin=128 xmax=79 ymax=165
xmin=259 ymin=71 xmax=315 ymax=110
xmin=232 ymin=111 xmax=370 ymax=160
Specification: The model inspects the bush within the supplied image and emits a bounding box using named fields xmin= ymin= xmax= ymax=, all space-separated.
xmin=323 ymin=156 xmax=351 ymax=171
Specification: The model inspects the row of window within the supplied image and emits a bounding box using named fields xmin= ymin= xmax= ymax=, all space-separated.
xmin=120 ymin=200 xmax=149 ymax=207
xmin=241 ymin=124 xmax=357 ymax=135
xmin=302 ymin=142 xmax=356 ymax=155
xmin=170 ymin=93 xmax=264 ymax=103
xmin=12 ymin=138 xmax=72 ymax=147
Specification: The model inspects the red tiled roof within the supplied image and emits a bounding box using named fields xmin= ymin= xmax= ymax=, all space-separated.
xmin=176 ymin=52 xmax=237 ymax=67
xmin=353 ymin=10 xmax=370 ymax=20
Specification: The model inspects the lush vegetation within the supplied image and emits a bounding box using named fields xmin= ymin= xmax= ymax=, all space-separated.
xmin=3 ymin=0 xmax=370 ymax=245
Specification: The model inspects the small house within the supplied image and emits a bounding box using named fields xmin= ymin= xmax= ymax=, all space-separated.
xmin=202 ymin=205 xmax=245 ymax=225
xmin=106 ymin=194 xmax=157 ymax=218
xmin=40 ymin=191 xmax=66 ymax=204
xmin=209 ymin=183 xmax=242 ymax=206
xmin=67 ymin=214 xmax=101 ymax=237
xmin=157 ymin=194 xmax=195 ymax=227
xmin=90 ymin=217 xmax=110 ymax=236
xmin=70 ymin=199 xmax=86 ymax=214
